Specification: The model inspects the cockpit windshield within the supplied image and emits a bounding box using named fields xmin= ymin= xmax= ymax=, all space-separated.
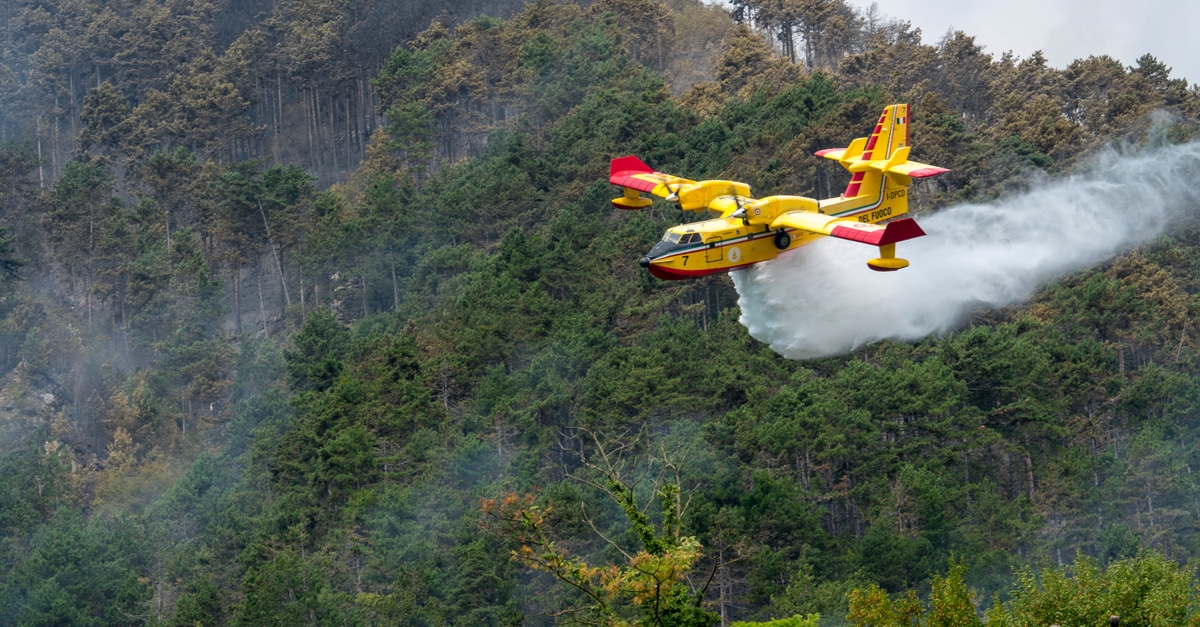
xmin=662 ymin=232 xmax=701 ymax=245
xmin=663 ymin=232 xmax=701 ymax=245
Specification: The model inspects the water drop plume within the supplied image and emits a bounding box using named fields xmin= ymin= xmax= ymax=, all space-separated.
xmin=731 ymin=141 xmax=1200 ymax=360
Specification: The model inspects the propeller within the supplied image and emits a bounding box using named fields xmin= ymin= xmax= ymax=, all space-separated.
xmin=665 ymin=181 xmax=682 ymax=203
xmin=729 ymin=185 xmax=749 ymax=225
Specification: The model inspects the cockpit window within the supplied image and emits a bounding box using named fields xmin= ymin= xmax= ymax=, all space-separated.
xmin=663 ymin=232 xmax=682 ymax=244
xmin=682 ymin=233 xmax=700 ymax=244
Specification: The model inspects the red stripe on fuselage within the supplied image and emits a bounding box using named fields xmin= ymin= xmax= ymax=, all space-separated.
xmin=844 ymin=172 xmax=864 ymax=197
xmin=845 ymin=120 xmax=885 ymax=197
xmin=863 ymin=127 xmax=882 ymax=153
xmin=648 ymin=260 xmax=761 ymax=280
xmin=842 ymin=112 xmax=896 ymax=197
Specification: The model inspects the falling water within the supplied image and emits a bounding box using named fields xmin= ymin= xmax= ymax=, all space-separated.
xmin=731 ymin=140 xmax=1200 ymax=359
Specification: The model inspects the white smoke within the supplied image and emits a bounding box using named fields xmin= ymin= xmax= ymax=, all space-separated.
xmin=731 ymin=140 xmax=1200 ymax=360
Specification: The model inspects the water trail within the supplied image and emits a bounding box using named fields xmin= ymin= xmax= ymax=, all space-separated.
xmin=731 ymin=141 xmax=1200 ymax=360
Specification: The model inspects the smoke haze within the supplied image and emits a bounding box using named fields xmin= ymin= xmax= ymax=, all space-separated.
xmin=731 ymin=140 xmax=1200 ymax=360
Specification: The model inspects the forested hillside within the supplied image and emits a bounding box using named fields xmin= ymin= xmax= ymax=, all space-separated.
xmin=2 ymin=0 xmax=1200 ymax=625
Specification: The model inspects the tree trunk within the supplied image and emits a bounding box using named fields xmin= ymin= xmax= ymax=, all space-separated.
xmin=313 ymin=87 xmax=324 ymax=174
xmin=329 ymin=92 xmax=339 ymax=176
xmin=390 ymin=254 xmax=399 ymax=310
xmin=360 ymin=274 xmax=368 ymax=319
xmin=36 ymin=117 xmax=45 ymax=189
xmin=233 ymin=262 xmax=242 ymax=335
xmin=805 ymin=27 xmax=815 ymax=68
xmin=1025 ymin=452 xmax=1036 ymax=504
xmin=256 ymin=199 xmax=291 ymax=307
xmin=298 ymin=242 xmax=306 ymax=322
xmin=718 ymin=547 xmax=730 ymax=626
xmin=275 ymin=73 xmax=283 ymax=163
xmin=345 ymin=87 xmax=353 ymax=168
xmin=257 ymin=265 xmax=269 ymax=337
xmin=52 ymin=95 xmax=60 ymax=180
xmin=305 ymin=88 xmax=316 ymax=172
xmin=68 ymin=70 xmax=78 ymax=136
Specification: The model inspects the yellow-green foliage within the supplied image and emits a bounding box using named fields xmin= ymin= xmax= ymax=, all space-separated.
xmin=987 ymin=553 xmax=1200 ymax=627
xmin=928 ymin=564 xmax=983 ymax=627
xmin=847 ymin=562 xmax=981 ymax=627
xmin=848 ymin=555 xmax=1200 ymax=627
xmin=847 ymin=585 xmax=926 ymax=626
xmin=733 ymin=614 xmax=821 ymax=627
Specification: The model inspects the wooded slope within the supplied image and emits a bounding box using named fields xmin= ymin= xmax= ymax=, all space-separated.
xmin=1 ymin=0 xmax=1200 ymax=625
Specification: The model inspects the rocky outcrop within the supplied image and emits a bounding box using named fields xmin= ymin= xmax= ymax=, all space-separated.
xmin=0 ymin=364 xmax=68 ymax=454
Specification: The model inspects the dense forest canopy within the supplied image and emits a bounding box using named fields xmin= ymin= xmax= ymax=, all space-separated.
xmin=2 ymin=0 xmax=1200 ymax=625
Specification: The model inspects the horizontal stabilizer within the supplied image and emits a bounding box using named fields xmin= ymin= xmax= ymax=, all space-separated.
xmin=864 ymin=147 xmax=949 ymax=182
xmin=815 ymin=137 xmax=868 ymax=171
xmin=906 ymin=166 xmax=951 ymax=178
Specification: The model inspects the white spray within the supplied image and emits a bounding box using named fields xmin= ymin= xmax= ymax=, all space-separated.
xmin=731 ymin=140 xmax=1200 ymax=360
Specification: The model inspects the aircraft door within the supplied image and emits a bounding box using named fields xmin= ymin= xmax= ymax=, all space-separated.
xmin=705 ymin=236 xmax=722 ymax=262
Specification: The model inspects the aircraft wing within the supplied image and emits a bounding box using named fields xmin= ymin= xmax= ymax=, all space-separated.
xmin=609 ymin=156 xmax=695 ymax=199
xmin=769 ymin=212 xmax=926 ymax=247
xmin=609 ymin=155 xmax=753 ymax=211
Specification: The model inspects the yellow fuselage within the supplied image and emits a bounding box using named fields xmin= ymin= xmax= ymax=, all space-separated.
xmin=643 ymin=183 xmax=908 ymax=280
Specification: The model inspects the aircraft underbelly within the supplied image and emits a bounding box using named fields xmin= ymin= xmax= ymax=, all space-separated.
xmin=648 ymin=229 xmax=819 ymax=279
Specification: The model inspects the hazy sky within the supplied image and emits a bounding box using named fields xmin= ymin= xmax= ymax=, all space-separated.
xmin=846 ymin=0 xmax=1200 ymax=85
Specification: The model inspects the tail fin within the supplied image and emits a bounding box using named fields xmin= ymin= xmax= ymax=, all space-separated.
xmin=863 ymin=104 xmax=909 ymax=156
xmin=842 ymin=104 xmax=908 ymax=198
xmin=814 ymin=104 xmax=910 ymax=198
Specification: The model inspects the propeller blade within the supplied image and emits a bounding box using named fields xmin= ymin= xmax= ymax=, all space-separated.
xmin=665 ymin=182 xmax=681 ymax=203
xmin=731 ymin=188 xmax=749 ymax=225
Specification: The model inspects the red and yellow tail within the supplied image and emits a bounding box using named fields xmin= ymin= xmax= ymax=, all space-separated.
xmin=848 ymin=104 xmax=907 ymax=197
xmin=816 ymin=104 xmax=917 ymax=199
xmin=812 ymin=103 xmax=947 ymax=242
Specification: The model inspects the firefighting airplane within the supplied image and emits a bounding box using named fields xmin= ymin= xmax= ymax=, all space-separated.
xmin=610 ymin=104 xmax=948 ymax=280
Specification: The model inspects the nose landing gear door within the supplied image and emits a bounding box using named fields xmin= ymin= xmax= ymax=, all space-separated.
xmin=705 ymin=236 xmax=722 ymax=263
